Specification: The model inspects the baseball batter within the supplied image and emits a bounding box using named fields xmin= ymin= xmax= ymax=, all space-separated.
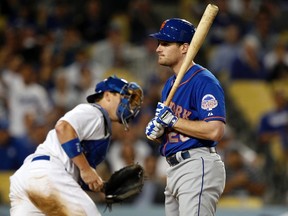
xmin=145 ymin=18 xmax=226 ymax=216
xmin=9 ymin=76 xmax=143 ymax=216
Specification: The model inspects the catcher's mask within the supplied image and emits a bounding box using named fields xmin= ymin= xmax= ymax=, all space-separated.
xmin=87 ymin=75 xmax=143 ymax=129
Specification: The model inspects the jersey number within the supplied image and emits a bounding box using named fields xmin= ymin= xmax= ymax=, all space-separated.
xmin=168 ymin=132 xmax=190 ymax=143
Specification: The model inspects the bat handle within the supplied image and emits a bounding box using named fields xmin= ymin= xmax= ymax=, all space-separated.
xmin=146 ymin=135 xmax=162 ymax=144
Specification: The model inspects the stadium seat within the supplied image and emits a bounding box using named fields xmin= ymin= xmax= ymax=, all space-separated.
xmin=0 ymin=171 xmax=14 ymax=205
xmin=219 ymin=196 xmax=263 ymax=208
xmin=227 ymin=80 xmax=275 ymax=128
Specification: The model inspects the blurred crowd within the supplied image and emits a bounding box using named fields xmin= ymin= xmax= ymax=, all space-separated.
xmin=0 ymin=0 xmax=288 ymax=206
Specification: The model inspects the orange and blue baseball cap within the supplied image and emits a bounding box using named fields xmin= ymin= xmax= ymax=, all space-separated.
xmin=149 ymin=18 xmax=196 ymax=43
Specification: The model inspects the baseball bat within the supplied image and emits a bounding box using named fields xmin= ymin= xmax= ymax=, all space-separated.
xmin=164 ymin=4 xmax=219 ymax=106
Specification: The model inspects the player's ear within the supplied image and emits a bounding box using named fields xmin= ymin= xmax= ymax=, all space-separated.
xmin=103 ymin=91 xmax=111 ymax=102
xmin=180 ymin=43 xmax=189 ymax=54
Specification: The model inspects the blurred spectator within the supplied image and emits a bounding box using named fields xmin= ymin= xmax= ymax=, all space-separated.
xmin=75 ymin=0 xmax=108 ymax=43
xmin=230 ymin=34 xmax=268 ymax=80
xmin=107 ymin=126 xmax=152 ymax=173
xmin=267 ymin=0 xmax=288 ymax=33
xmin=264 ymin=36 xmax=288 ymax=81
xmin=132 ymin=154 xmax=165 ymax=206
xmin=89 ymin=19 xmax=122 ymax=70
xmin=110 ymin=35 xmax=159 ymax=83
xmin=60 ymin=47 xmax=105 ymax=97
xmin=222 ymin=147 xmax=266 ymax=197
xmin=208 ymin=23 xmax=241 ymax=81
xmin=7 ymin=63 xmax=53 ymax=138
xmin=217 ymin=125 xmax=267 ymax=198
xmin=0 ymin=120 xmax=34 ymax=170
xmin=6 ymin=4 xmax=36 ymax=29
xmin=1 ymin=54 xmax=23 ymax=90
xmin=258 ymin=89 xmax=288 ymax=158
xmin=77 ymin=65 xmax=102 ymax=103
xmin=136 ymin=68 xmax=172 ymax=150
xmin=247 ymin=3 xmax=277 ymax=55
xmin=267 ymin=63 xmax=288 ymax=82
xmin=217 ymin=125 xmax=258 ymax=166
xmin=18 ymin=25 xmax=42 ymax=65
xmin=60 ymin=27 xmax=87 ymax=66
xmin=38 ymin=63 xmax=55 ymax=92
xmin=0 ymin=27 xmax=21 ymax=56
xmin=45 ymin=2 xmax=72 ymax=32
xmin=0 ymin=54 xmax=21 ymax=125
xmin=128 ymin=0 xmax=161 ymax=45
xmin=155 ymin=154 xmax=169 ymax=184
xmin=50 ymin=70 xmax=80 ymax=111
xmin=257 ymin=88 xmax=288 ymax=203
xmin=0 ymin=79 xmax=8 ymax=122
xmin=227 ymin=0 xmax=259 ymax=30
xmin=208 ymin=0 xmax=242 ymax=45
xmin=89 ymin=18 xmax=133 ymax=72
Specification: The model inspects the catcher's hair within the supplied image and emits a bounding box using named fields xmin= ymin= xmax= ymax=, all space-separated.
xmin=95 ymin=91 xmax=118 ymax=102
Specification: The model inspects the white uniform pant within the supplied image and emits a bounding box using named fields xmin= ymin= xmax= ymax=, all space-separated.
xmin=164 ymin=148 xmax=226 ymax=216
xmin=9 ymin=155 xmax=101 ymax=216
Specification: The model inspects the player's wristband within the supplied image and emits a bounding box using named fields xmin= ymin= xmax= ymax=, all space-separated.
xmin=61 ymin=138 xmax=82 ymax=158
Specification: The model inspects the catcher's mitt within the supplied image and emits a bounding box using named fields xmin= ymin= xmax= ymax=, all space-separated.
xmin=102 ymin=163 xmax=144 ymax=210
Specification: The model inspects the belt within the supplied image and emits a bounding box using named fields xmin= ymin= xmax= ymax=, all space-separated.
xmin=31 ymin=155 xmax=50 ymax=162
xmin=166 ymin=147 xmax=216 ymax=166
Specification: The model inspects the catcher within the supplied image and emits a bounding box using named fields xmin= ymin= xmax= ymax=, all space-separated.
xmin=9 ymin=75 xmax=143 ymax=216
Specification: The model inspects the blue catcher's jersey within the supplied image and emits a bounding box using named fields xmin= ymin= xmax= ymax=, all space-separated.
xmin=160 ymin=64 xmax=226 ymax=157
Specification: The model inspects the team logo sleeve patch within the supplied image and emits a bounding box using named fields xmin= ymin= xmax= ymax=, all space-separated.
xmin=201 ymin=94 xmax=218 ymax=111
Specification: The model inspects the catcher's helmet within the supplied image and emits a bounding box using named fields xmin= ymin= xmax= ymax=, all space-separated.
xmin=149 ymin=18 xmax=196 ymax=43
xmin=87 ymin=76 xmax=143 ymax=128
xmin=87 ymin=76 xmax=128 ymax=102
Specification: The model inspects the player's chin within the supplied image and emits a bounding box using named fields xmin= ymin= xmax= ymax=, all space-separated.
xmin=158 ymin=57 xmax=167 ymax=65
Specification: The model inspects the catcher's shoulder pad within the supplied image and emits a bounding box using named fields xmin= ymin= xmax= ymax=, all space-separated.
xmin=104 ymin=163 xmax=144 ymax=204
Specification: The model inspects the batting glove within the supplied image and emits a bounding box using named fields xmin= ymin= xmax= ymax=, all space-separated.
xmin=155 ymin=102 xmax=163 ymax=117
xmin=145 ymin=118 xmax=165 ymax=139
xmin=155 ymin=102 xmax=178 ymax=128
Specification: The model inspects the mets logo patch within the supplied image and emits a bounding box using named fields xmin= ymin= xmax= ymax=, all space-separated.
xmin=201 ymin=94 xmax=218 ymax=111
xmin=160 ymin=20 xmax=167 ymax=30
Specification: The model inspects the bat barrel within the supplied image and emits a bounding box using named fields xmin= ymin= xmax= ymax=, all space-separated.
xmin=164 ymin=4 xmax=219 ymax=106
